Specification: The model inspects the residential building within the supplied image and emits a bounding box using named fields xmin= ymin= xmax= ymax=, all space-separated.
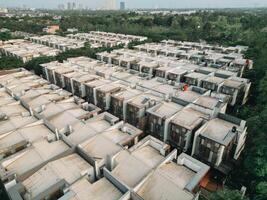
xmin=43 ymin=25 xmax=60 ymax=34
xmin=192 ymin=113 xmax=247 ymax=174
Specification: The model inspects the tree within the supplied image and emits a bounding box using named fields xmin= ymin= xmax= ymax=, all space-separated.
xmin=0 ymin=32 xmax=12 ymax=41
xmin=24 ymin=56 xmax=56 ymax=75
xmin=0 ymin=180 xmax=9 ymax=200
xmin=209 ymin=188 xmax=248 ymax=200
xmin=254 ymin=182 xmax=267 ymax=200
xmin=0 ymin=56 xmax=24 ymax=70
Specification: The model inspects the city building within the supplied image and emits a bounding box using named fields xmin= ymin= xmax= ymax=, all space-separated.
xmin=120 ymin=2 xmax=126 ymax=10
xmin=110 ymin=136 xmax=171 ymax=188
xmin=30 ymin=35 xmax=85 ymax=51
xmin=192 ymin=113 xmax=247 ymax=174
xmin=104 ymin=0 xmax=117 ymax=10
xmin=68 ymin=31 xmax=147 ymax=48
xmin=134 ymin=153 xmax=210 ymax=199
xmin=42 ymin=25 xmax=60 ymax=34
xmin=146 ymin=102 xmax=184 ymax=141
xmin=0 ymin=40 xmax=60 ymax=63
xmin=167 ymin=107 xmax=209 ymax=153
xmin=0 ymin=57 xmax=249 ymax=199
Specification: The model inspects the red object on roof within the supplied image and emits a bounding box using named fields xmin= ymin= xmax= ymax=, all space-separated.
xmin=182 ymin=85 xmax=188 ymax=91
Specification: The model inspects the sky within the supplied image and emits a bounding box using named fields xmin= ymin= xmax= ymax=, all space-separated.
xmin=1 ymin=0 xmax=267 ymax=9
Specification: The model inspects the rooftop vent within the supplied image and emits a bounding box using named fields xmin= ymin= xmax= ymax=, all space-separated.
xmin=232 ymin=126 xmax=237 ymax=133
xmin=0 ymin=112 xmax=8 ymax=121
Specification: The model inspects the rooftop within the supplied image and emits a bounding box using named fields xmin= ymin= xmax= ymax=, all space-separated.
xmin=147 ymin=102 xmax=184 ymax=119
xmin=111 ymin=136 xmax=169 ymax=188
xmin=78 ymin=134 xmax=123 ymax=166
xmin=185 ymin=72 xmax=207 ymax=80
xmin=22 ymin=154 xmax=94 ymax=200
xmin=102 ymin=122 xmax=142 ymax=147
xmin=171 ymin=107 xmax=208 ymax=130
xmin=194 ymin=96 xmax=222 ymax=110
xmin=173 ymin=90 xmax=202 ymax=104
xmin=136 ymin=170 xmax=194 ymax=200
xmin=111 ymin=88 xmax=143 ymax=101
xmin=59 ymin=177 xmax=124 ymax=200
xmin=199 ymin=118 xmax=237 ymax=145
xmin=128 ymin=93 xmax=162 ymax=108
xmin=0 ymin=121 xmax=54 ymax=158
xmin=223 ymin=79 xmax=244 ymax=89
xmin=84 ymin=112 xmax=119 ymax=133
xmin=203 ymin=76 xmax=225 ymax=84
xmin=1 ymin=139 xmax=69 ymax=181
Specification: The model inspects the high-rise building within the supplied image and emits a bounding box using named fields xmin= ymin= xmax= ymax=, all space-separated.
xmin=120 ymin=2 xmax=125 ymax=10
xmin=78 ymin=4 xmax=84 ymax=10
xmin=58 ymin=4 xmax=65 ymax=10
xmin=105 ymin=0 xmax=117 ymax=10
xmin=67 ymin=2 xmax=72 ymax=10
xmin=0 ymin=8 xmax=8 ymax=14
xmin=72 ymin=2 xmax=76 ymax=10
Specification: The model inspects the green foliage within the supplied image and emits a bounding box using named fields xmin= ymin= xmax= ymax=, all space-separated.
xmin=24 ymin=56 xmax=56 ymax=75
xmin=0 ymin=56 xmax=23 ymax=70
xmin=209 ymin=188 xmax=248 ymax=200
xmin=128 ymin=39 xmax=151 ymax=49
xmin=55 ymin=44 xmax=123 ymax=62
xmin=254 ymin=182 xmax=267 ymax=200
xmin=0 ymin=180 xmax=9 ymax=200
xmin=0 ymin=32 xmax=12 ymax=41
xmin=0 ymin=16 xmax=50 ymax=33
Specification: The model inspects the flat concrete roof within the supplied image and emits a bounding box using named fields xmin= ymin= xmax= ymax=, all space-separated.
xmin=73 ymin=74 xmax=99 ymax=83
xmin=96 ymin=82 xmax=123 ymax=93
xmin=0 ymin=122 xmax=54 ymax=156
xmin=0 ymin=115 xmax=37 ymax=136
xmin=60 ymin=177 xmax=123 ymax=200
xmin=128 ymin=93 xmax=162 ymax=108
xmin=168 ymin=67 xmax=188 ymax=75
xmin=157 ymin=162 xmax=196 ymax=189
xmin=203 ymin=76 xmax=225 ymax=84
xmin=84 ymin=79 xmax=112 ymax=88
xmin=138 ymin=79 xmax=163 ymax=90
xmin=155 ymin=84 xmax=178 ymax=96
xmin=22 ymin=154 xmax=93 ymax=200
xmin=111 ymin=88 xmax=143 ymax=101
xmin=0 ymin=103 xmax=29 ymax=116
xmin=111 ymin=136 xmax=168 ymax=188
xmin=102 ymin=123 xmax=142 ymax=146
xmin=84 ymin=112 xmax=119 ymax=133
xmin=194 ymin=96 xmax=221 ymax=109
xmin=223 ymin=79 xmax=243 ymax=89
xmin=132 ymin=145 xmax=165 ymax=168
xmin=38 ymin=101 xmax=87 ymax=126
xmin=171 ymin=107 xmax=208 ymax=130
xmin=111 ymin=150 xmax=152 ymax=188
xmin=66 ymin=121 xmax=98 ymax=146
xmin=173 ymin=90 xmax=201 ymax=103
xmin=200 ymin=118 xmax=237 ymax=145
xmin=148 ymin=102 xmax=184 ymax=118
xmin=78 ymin=134 xmax=123 ymax=166
xmin=0 ymin=90 xmax=16 ymax=106
xmin=1 ymin=139 xmax=69 ymax=180
xmin=185 ymin=72 xmax=207 ymax=79
xmin=136 ymin=169 xmax=194 ymax=200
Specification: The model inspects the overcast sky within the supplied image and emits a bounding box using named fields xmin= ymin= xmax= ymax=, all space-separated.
xmin=1 ymin=0 xmax=267 ymax=9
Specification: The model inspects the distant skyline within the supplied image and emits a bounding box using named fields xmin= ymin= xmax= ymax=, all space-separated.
xmin=1 ymin=0 xmax=267 ymax=9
